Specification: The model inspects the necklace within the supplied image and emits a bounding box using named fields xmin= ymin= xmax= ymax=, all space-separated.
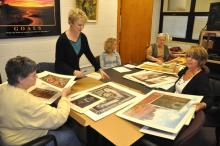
xmin=183 ymin=68 xmax=201 ymax=81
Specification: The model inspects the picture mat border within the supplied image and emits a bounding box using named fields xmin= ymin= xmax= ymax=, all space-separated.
xmin=136 ymin=62 xmax=179 ymax=76
xmin=116 ymin=90 xmax=203 ymax=133
xmin=69 ymin=93 xmax=105 ymax=113
xmin=74 ymin=82 xmax=143 ymax=121
xmin=123 ymin=70 xmax=178 ymax=88
xmin=140 ymin=107 xmax=196 ymax=140
xmin=37 ymin=71 xmax=76 ymax=91
xmin=27 ymin=79 xmax=61 ymax=104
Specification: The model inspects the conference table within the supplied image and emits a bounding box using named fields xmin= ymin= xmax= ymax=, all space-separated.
xmin=68 ymin=67 xmax=159 ymax=146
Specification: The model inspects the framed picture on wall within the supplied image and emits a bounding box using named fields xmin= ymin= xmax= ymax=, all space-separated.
xmin=76 ymin=0 xmax=98 ymax=22
xmin=0 ymin=0 xmax=61 ymax=38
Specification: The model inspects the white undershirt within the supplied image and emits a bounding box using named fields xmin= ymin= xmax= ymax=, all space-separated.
xmin=175 ymin=76 xmax=192 ymax=94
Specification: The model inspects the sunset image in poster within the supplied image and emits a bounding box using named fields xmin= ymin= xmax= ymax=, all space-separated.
xmin=0 ymin=0 xmax=55 ymax=25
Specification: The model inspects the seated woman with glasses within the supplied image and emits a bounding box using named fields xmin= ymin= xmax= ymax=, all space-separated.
xmin=0 ymin=56 xmax=81 ymax=146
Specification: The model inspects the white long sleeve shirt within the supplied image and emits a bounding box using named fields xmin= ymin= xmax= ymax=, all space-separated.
xmin=0 ymin=84 xmax=70 ymax=145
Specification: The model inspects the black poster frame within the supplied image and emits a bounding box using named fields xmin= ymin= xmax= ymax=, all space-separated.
xmin=0 ymin=0 xmax=61 ymax=39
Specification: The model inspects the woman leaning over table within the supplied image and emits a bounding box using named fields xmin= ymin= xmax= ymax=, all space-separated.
xmin=174 ymin=46 xmax=212 ymax=112
xmin=55 ymin=8 xmax=109 ymax=79
xmin=0 ymin=56 xmax=81 ymax=146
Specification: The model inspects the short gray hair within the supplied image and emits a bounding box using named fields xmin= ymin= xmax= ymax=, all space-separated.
xmin=5 ymin=56 xmax=37 ymax=85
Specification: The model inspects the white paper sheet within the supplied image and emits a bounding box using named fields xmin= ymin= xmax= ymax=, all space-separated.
xmin=113 ymin=67 xmax=131 ymax=73
xmin=86 ymin=72 xmax=102 ymax=80
xmin=124 ymin=64 xmax=136 ymax=68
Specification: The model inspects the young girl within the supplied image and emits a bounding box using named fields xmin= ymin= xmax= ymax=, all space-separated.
xmin=99 ymin=38 xmax=121 ymax=69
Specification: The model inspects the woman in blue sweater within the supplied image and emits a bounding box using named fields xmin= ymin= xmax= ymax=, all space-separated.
xmin=55 ymin=8 xmax=109 ymax=79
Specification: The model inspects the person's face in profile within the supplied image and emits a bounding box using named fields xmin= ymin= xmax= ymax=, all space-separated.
xmin=71 ymin=18 xmax=85 ymax=33
xmin=19 ymin=71 xmax=37 ymax=89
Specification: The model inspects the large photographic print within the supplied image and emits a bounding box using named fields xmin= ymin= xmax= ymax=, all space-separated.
xmin=0 ymin=0 xmax=60 ymax=38
xmin=137 ymin=62 xmax=180 ymax=75
xmin=117 ymin=90 xmax=203 ymax=134
xmin=123 ymin=70 xmax=178 ymax=88
xmin=83 ymin=82 xmax=143 ymax=121
xmin=37 ymin=71 xmax=76 ymax=91
xmin=69 ymin=93 xmax=105 ymax=113
xmin=27 ymin=79 xmax=61 ymax=104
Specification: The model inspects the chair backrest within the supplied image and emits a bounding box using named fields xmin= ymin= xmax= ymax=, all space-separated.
xmin=0 ymin=134 xmax=57 ymax=146
xmin=174 ymin=110 xmax=205 ymax=146
xmin=210 ymin=78 xmax=220 ymax=103
xmin=22 ymin=134 xmax=58 ymax=146
xmin=37 ymin=62 xmax=55 ymax=73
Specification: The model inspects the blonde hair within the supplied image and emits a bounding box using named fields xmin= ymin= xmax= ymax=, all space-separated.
xmin=186 ymin=46 xmax=208 ymax=67
xmin=104 ymin=38 xmax=117 ymax=53
xmin=68 ymin=8 xmax=88 ymax=25
xmin=157 ymin=33 xmax=171 ymax=42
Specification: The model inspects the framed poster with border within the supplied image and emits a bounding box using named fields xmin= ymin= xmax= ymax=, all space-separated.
xmin=0 ymin=0 xmax=61 ymax=38
xmin=76 ymin=0 xmax=98 ymax=22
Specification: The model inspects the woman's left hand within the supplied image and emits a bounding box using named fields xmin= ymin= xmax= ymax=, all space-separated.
xmin=99 ymin=69 xmax=110 ymax=80
xmin=193 ymin=102 xmax=207 ymax=112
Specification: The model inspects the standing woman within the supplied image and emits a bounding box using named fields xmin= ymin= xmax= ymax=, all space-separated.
xmin=55 ymin=8 xmax=109 ymax=79
xmin=175 ymin=46 xmax=212 ymax=111
xmin=146 ymin=33 xmax=171 ymax=64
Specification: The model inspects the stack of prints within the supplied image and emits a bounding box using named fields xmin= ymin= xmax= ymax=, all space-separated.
xmin=27 ymin=71 xmax=76 ymax=104
xmin=137 ymin=62 xmax=181 ymax=75
xmin=116 ymin=90 xmax=203 ymax=139
xmin=123 ymin=70 xmax=178 ymax=88
xmin=68 ymin=82 xmax=143 ymax=121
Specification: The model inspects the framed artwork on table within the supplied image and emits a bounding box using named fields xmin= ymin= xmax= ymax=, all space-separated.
xmin=116 ymin=90 xmax=203 ymax=134
xmin=76 ymin=0 xmax=98 ymax=22
xmin=37 ymin=71 xmax=76 ymax=91
xmin=0 ymin=0 xmax=61 ymax=38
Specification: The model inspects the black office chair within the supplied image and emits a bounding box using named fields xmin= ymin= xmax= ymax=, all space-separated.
xmin=140 ymin=110 xmax=205 ymax=146
xmin=0 ymin=134 xmax=57 ymax=146
xmin=37 ymin=62 xmax=55 ymax=73
xmin=23 ymin=134 xmax=58 ymax=146
xmin=205 ymin=78 xmax=220 ymax=146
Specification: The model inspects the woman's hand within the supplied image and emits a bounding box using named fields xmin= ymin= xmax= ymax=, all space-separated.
xmin=156 ymin=59 xmax=163 ymax=65
xmin=61 ymin=87 xmax=72 ymax=97
xmin=193 ymin=102 xmax=207 ymax=112
xmin=74 ymin=70 xmax=85 ymax=78
xmin=99 ymin=69 xmax=110 ymax=80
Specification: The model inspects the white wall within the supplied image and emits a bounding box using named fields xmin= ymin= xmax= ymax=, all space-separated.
xmin=151 ymin=0 xmax=161 ymax=44
xmin=0 ymin=0 xmax=117 ymax=82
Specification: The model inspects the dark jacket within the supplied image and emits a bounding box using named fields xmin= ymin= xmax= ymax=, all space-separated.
xmin=175 ymin=67 xmax=213 ymax=109
xmin=55 ymin=32 xmax=100 ymax=75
